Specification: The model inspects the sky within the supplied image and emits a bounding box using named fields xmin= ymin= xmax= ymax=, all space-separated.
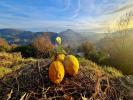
xmin=0 ymin=0 xmax=133 ymax=33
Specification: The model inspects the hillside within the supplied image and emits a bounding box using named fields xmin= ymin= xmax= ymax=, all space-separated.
xmin=59 ymin=29 xmax=84 ymax=47
xmin=0 ymin=28 xmax=58 ymax=45
xmin=0 ymin=28 xmax=104 ymax=46
xmin=0 ymin=29 xmax=34 ymax=45
xmin=0 ymin=51 xmax=127 ymax=100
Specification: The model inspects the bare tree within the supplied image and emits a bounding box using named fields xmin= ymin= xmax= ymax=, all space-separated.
xmin=102 ymin=11 xmax=133 ymax=74
xmin=104 ymin=11 xmax=133 ymax=53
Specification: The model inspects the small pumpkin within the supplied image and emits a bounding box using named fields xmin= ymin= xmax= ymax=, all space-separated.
xmin=64 ymin=55 xmax=79 ymax=76
xmin=49 ymin=61 xmax=65 ymax=84
xmin=56 ymin=54 xmax=65 ymax=62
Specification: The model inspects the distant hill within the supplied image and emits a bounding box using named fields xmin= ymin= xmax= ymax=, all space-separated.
xmin=0 ymin=28 xmax=35 ymax=45
xmin=0 ymin=28 xmax=58 ymax=45
xmin=59 ymin=29 xmax=83 ymax=47
xmin=0 ymin=28 xmax=104 ymax=46
xmin=59 ymin=29 xmax=104 ymax=47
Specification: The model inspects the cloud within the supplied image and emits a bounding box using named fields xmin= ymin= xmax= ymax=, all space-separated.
xmin=109 ymin=5 xmax=133 ymax=14
xmin=71 ymin=0 xmax=81 ymax=19
xmin=0 ymin=0 xmax=133 ymax=33
xmin=105 ymin=0 xmax=133 ymax=15
xmin=58 ymin=0 xmax=71 ymax=12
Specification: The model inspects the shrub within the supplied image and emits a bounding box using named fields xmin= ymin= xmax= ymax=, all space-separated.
xmin=0 ymin=52 xmax=37 ymax=78
xmin=0 ymin=38 xmax=10 ymax=51
xmin=33 ymin=33 xmax=54 ymax=58
xmin=63 ymin=45 xmax=76 ymax=54
xmin=0 ymin=52 xmax=22 ymax=68
xmin=12 ymin=45 xmax=37 ymax=58
xmin=0 ymin=66 xmax=12 ymax=78
xmin=10 ymin=44 xmax=18 ymax=49
xmin=110 ymin=52 xmax=133 ymax=75
xmin=78 ymin=41 xmax=94 ymax=53
xmin=78 ymin=41 xmax=110 ymax=66
xmin=82 ymin=41 xmax=94 ymax=52
xmin=82 ymin=49 xmax=110 ymax=65
xmin=103 ymin=66 xmax=123 ymax=78
xmin=86 ymin=50 xmax=110 ymax=66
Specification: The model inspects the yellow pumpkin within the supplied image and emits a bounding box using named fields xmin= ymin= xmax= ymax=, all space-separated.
xmin=56 ymin=54 xmax=65 ymax=62
xmin=64 ymin=55 xmax=79 ymax=76
xmin=49 ymin=61 xmax=65 ymax=84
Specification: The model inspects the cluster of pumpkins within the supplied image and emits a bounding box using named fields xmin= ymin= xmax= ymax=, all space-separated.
xmin=49 ymin=37 xmax=79 ymax=84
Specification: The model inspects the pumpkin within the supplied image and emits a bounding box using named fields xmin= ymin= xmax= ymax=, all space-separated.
xmin=49 ymin=61 xmax=65 ymax=84
xmin=56 ymin=54 xmax=65 ymax=62
xmin=64 ymin=55 xmax=79 ymax=76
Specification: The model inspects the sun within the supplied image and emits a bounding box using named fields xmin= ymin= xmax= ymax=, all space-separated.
xmin=109 ymin=20 xmax=133 ymax=32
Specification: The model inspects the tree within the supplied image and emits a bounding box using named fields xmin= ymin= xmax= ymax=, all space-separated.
xmin=102 ymin=11 xmax=133 ymax=74
xmin=33 ymin=33 xmax=54 ymax=58
xmin=81 ymin=41 xmax=94 ymax=55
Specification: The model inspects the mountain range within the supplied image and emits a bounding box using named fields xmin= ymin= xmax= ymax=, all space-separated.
xmin=0 ymin=28 xmax=104 ymax=46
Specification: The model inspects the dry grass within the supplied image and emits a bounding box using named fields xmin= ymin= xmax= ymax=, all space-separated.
xmin=103 ymin=66 xmax=123 ymax=78
xmin=0 ymin=58 xmax=127 ymax=100
xmin=0 ymin=66 xmax=12 ymax=78
xmin=0 ymin=52 xmax=36 ymax=79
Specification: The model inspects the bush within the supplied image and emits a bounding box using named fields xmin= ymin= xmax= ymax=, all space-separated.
xmin=109 ymin=51 xmax=133 ymax=75
xmin=11 ymin=45 xmax=37 ymax=58
xmin=0 ymin=52 xmax=23 ymax=68
xmin=103 ymin=66 xmax=123 ymax=78
xmin=0 ymin=66 xmax=12 ymax=78
xmin=78 ymin=41 xmax=94 ymax=53
xmin=78 ymin=41 xmax=110 ymax=66
xmin=0 ymin=52 xmax=37 ymax=78
xmin=0 ymin=38 xmax=10 ymax=51
xmin=33 ymin=33 xmax=54 ymax=58
xmin=85 ymin=50 xmax=110 ymax=66
xmin=63 ymin=45 xmax=76 ymax=55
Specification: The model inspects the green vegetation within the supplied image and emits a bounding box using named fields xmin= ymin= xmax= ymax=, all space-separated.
xmin=103 ymin=66 xmax=123 ymax=78
xmin=0 ymin=52 xmax=36 ymax=79
xmin=78 ymin=36 xmax=133 ymax=74
xmin=0 ymin=66 xmax=12 ymax=78
xmin=78 ymin=41 xmax=110 ymax=66
xmin=11 ymin=45 xmax=37 ymax=58
xmin=79 ymin=58 xmax=123 ymax=78
xmin=0 ymin=38 xmax=10 ymax=51
xmin=86 ymin=50 xmax=110 ymax=65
